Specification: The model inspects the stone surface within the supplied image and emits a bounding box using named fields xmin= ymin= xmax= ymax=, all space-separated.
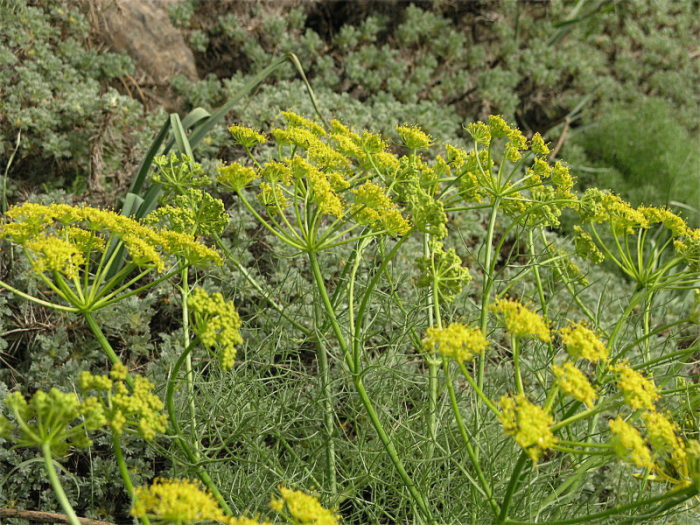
xmin=95 ymin=0 xmax=198 ymax=85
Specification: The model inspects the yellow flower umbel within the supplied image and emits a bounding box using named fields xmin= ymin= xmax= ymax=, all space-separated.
xmin=609 ymin=416 xmax=654 ymax=470
xmin=270 ymin=486 xmax=341 ymax=525
xmin=79 ymin=364 xmax=167 ymax=440
xmin=188 ymin=288 xmax=243 ymax=370
xmin=498 ymin=394 xmax=557 ymax=461
xmin=552 ymin=362 xmax=598 ymax=408
xmin=422 ymin=324 xmax=488 ymax=363
xmin=642 ymin=410 xmax=690 ymax=483
xmin=491 ymin=298 xmax=551 ymax=342
xmin=558 ymin=321 xmax=608 ymax=363
xmin=228 ymin=124 xmax=267 ymax=149
xmin=0 ymin=203 xmax=220 ymax=312
xmin=609 ymin=361 xmax=659 ymax=411
xmin=132 ymin=478 xmax=230 ymax=524
xmin=397 ymin=124 xmax=433 ymax=151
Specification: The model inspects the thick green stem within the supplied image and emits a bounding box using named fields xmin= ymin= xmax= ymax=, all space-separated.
xmin=41 ymin=443 xmax=81 ymax=525
xmin=180 ymin=266 xmax=199 ymax=455
xmin=312 ymin=294 xmax=337 ymax=497
xmin=512 ymin=336 xmax=524 ymax=396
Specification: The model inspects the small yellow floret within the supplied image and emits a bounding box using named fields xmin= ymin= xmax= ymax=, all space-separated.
xmin=499 ymin=394 xmax=557 ymax=461
xmin=397 ymin=125 xmax=432 ymax=150
xmin=188 ymin=288 xmax=243 ymax=370
xmin=552 ymin=362 xmax=597 ymax=408
xmin=609 ymin=416 xmax=654 ymax=470
xmin=281 ymin=111 xmax=326 ymax=137
xmin=558 ymin=321 xmax=608 ymax=363
xmin=609 ymin=361 xmax=659 ymax=411
xmin=228 ymin=124 xmax=267 ymax=148
xmin=422 ymin=324 xmax=488 ymax=363
xmin=271 ymin=486 xmax=340 ymax=525
xmin=217 ymin=162 xmax=259 ymax=191
xmin=491 ymin=298 xmax=551 ymax=342
xmin=132 ymin=478 xmax=230 ymax=524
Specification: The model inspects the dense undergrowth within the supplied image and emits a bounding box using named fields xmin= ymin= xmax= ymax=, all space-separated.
xmin=0 ymin=1 xmax=699 ymax=524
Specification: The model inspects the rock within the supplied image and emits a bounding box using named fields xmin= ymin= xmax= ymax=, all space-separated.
xmin=95 ymin=0 xmax=198 ymax=85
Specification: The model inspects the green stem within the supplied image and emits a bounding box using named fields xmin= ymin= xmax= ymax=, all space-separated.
xmin=443 ymin=358 xmax=500 ymax=516
xmin=113 ymin=433 xmax=151 ymax=524
xmin=165 ymin=339 xmax=233 ymax=515
xmin=311 ymin=294 xmax=337 ymax=497
xmin=180 ymin=266 xmax=199 ymax=456
xmin=83 ymin=311 xmax=130 ymax=386
xmin=308 ymin=249 xmax=434 ymax=523
xmin=41 ymin=443 xmax=81 ymax=525
xmin=512 ymin=335 xmax=524 ymax=396
xmin=0 ymin=278 xmax=79 ymax=312
xmin=498 ymin=451 xmax=529 ymax=523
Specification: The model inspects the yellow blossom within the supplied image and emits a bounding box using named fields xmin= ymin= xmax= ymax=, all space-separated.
xmin=491 ymin=298 xmax=551 ymax=342
xmin=552 ymin=362 xmax=597 ymax=408
xmin=499 ymin=394 xmax=557 ymax=461
xmin=188 ymin=288 xmax=243 ymax=370
xmin=217 ymin=162 xmax=259 ymax=192
xmin=228 ymin=124 xmax=267 ymax=148
xmin=422 ymin=324 xmax=488 ymax=363
xmin=610 ymin=361 xmax=659 ymax=411
xmin=558 ymin=321 xmax=608 ymax=363
xmin=397 ymin=125 xmax=432 ymax=150
xmin=271 ymin=486 xmax=340 ymax=525
xmin=609 ymin=416 xmax=654 ymax=470
xmin=280 ymin=111 xmax=326 ymax=137
xmin=132 ymin=478 xmax=230 ymax=524
xmin=24 ymin=235 xmax=85 ymax=279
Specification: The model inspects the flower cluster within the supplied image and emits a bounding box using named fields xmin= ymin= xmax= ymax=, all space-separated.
xmin=79 ymin=363 xmax=168 ymax=440
xmin=146 ymin=188 xmax=228 ymax=236
xmin=0 ymin=387 xmax=105 ymax=455
xmin=187 ymin=288 xmax=243 ymax=370
xmin=131 ymin=478 xmax=267 ymax=525
xmin=558 ymin=321 xmax=608 ymax=362
xmin=491 ymin=298 xmax=551 ymax=342
xmin=153 ymin=153 xmax=211 ymax=195
xmin=1 ymin=203 xmax=220 ymax=276
xmin=270 ymin=486 xmax=340 ymax=525
xmin=552 ymin=362 xmax=597 ymax=408
xmin=422 ymin=323 xmax=488 ymax=363
xmin=609 ymin=361 xmax=659 ymax=411
xmin=415 ymin=241 xmax=471 ymax=303
xmin=498 ymin=394 xmax=556 ymax=461
xmin=609 ymin=416 xmax=654 ymax=470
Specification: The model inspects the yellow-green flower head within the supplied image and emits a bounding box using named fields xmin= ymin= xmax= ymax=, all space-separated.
xmin=371 ymin=151 xmax=401 ymax=175
xmin=558 ymin=321 xmax=608 ymax=363
xmin=261 ymin=161 xmax=293 ymax=185
xmin=488 ymin=115 xmax=513 ymax=139
xmin=331 ymin=132 xmax=365 ymax=161
xmin=217 ymin=162 xmax=259 ymax=192
xmin=642 ymin=410 xmax=684 ymax=459
xmin=359 ymin=131 xmax=387 ymax=154
xmin=152 ymin=153 xmax=210 ymax=194
xmin=290 ymin=157 xmax=345 ymax=219
xmin=352 ymin=181 xmax=410 ymax=237
xmin=281 ymin=111 xmax=326 ymax=137
xmin=307 ymin=141 xmax=351 ymax=171
xmin=146 ymin=189 xmax=228 ymax=237
xmin=551 ymin=162 xmax=574 ymax=193
xmin=491 ymin=298 xmax=551 ymax=342
xmin=422 ymin=323 xmax=488 ymax=363
xmin=81 ymin=364 xmax=167 ymax=440
xmin=2 ymin=203 xmax=220 ymax=279
xmin=270 ymin=486 xmax=341 ymax=525
xmin=416 ymin=241 xmax=471 ymax=303
xmin=552 ymin=362 xmax=597 ymax=408
xmin=24 ymin=235 xmax=85 ymax=279
xmin=499 ymin=394 xmax=556 ymax=461
xmin=530 ymin=133 xmax=550 ymax=157
xmin=610 ymin=361 xmax=659 ymax=411
xmin=3 ymin=388 xmax=104 ymax=454
xmin=609 ymin=416 xmax=654 ymax=470
xmin=572 ymin=226 xmax=605 ymax=264
xmin=228 ymin=124 xmax=267 ymax=149
xmin=445 ymin=144 xmax=468 ymax=168
xmin=188 ymin=288 xmax=243 ymax=370
xmin=579 ymin=188 xmax=648 ymax=234
xmin=467 ymin=121 xmax=491 ymax=146
xmin=132 ymin=478 xmax=231 ymax=524
xmin=639 ymin=206 xmax=690 ymax=238
xmin=397 ymin=125 xmax=432 ymax=150
xmin=272 ymin=127 xmax=320 ymax=150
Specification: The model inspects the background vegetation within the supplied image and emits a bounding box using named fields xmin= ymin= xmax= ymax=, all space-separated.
xmin=0 ymin=0 xmax=698 ymax=523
